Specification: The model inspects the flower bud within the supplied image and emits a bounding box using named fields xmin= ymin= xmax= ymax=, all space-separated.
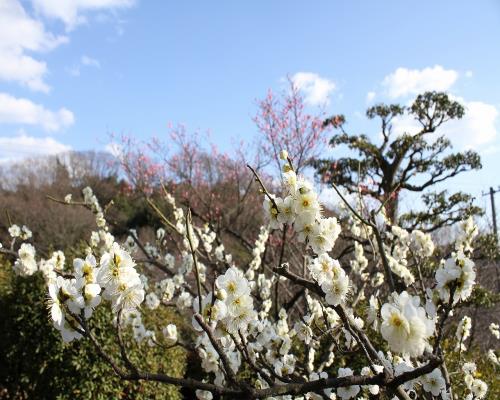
xmin=279 ymin=149 xmax=288 ymax=160
xmin=215 ymin=288 xmax=227 ymax=301
xmin=163 ymin=323 xmax=178 ymax=345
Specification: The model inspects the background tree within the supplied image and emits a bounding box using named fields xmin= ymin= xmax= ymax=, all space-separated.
xmin=113 ymin=127 xmax=267 ymax=251
xmin=314 ymin=91 xmax=483 ymax=231
xmin=254 ymin=77 xmax=331 ymax=175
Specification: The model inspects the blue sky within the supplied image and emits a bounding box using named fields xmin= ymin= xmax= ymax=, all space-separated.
xmin=1 ymin=0 xmax=500 ymax=220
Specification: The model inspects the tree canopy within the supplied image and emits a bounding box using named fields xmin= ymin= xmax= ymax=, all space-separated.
xmin=314 ymin=91 xmax=483 ymax=230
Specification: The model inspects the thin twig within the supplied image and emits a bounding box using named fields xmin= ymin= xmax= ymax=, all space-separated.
xmin=186 ymin=209 xmax=204 ymax=313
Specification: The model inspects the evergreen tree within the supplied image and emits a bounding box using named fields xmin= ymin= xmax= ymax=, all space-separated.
xmin=314 ymin=91 xmax=483 ymax=231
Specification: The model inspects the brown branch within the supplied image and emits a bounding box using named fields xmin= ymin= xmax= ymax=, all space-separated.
xmin=193 ymin=314 xmax=238 ymax=386
xmin=82 ymin=315 xmax=238 ymax=396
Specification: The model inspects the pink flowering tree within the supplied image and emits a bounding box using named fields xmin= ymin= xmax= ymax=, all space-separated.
xmin=112 ymin=125 xmax=268 ymax=247
xmin=254 ymin=77 xmax=331 ymax=175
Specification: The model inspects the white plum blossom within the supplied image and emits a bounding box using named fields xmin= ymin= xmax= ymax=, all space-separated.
xmin=462 ymin=361 xmax=488 ymax=399
xmin=163 ymin=323 xmax=178 ymax=345
xmin=455 ymin=315 xmax=471 ymax=351
xmin=73 ymin=254 xmax=102 ymax=319
xmin=97 ymin=243 xmax=145 ymax=312
xmin=159 ymin=278 xmax=176 ymax=302
xmin=176 ymin=291 xmax=193 ymax=310
xmin=192 ymin=293 xmax=228 ymax=331
xmin=435 ymin=250 xmax=476 ymax=304
xmin=47 ymin=276 xmax=85 ymax=342
xmin=410 ymin=230 xmax=434 ymax=257
xmin=321 ymin=270 xmax=350 ymax=306
xmin=421 ymin=368 xmax=446 ymax=396
xmin=308 ymin=253 xmax=338 ymax=285
xmin=263 ymin=195 xmax=282 ymax=230
xmin=294 ymin=318 xmax=313 ymax=345
xmin=462 ymin=362 xmax=476 ymax=375
xmin=489 ymin=322 xmax=499 ymax=339
xmin=83 ymin=283 xmax=102 ymax=319
xmin=455 ymin=216 xmax=478 ymax=254
xmin=8 ymin=224 xmax=21 ymax=238
xmin=350 ymin=241 xmax=368 ymax=276
xmin=380 ymin=291 xmax=435 ymax=357
xmin=470 ymin=378 xmax=488 ymax=399
xmin=294 ymin=213 xmax=316 ymax=243
xmin=13 ymin=243 xmax=37 ymax=276
xmin=277 ymin=195 xmax=296 ymax=225
xmin=145 ymin=292 xmax=160 ymax=310
xmin=216 ymin=267 xmax=249 ymax=299
xmin=367 ymin=295 xmax=380 ymax=330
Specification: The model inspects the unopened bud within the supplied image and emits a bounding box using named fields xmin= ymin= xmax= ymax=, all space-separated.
xmin=283 ymin=164 xmax=292 ymax=173
xmin=215 ymin=288 xmax=227 ymax=301
xmin=279 ymin=149 xmax=288 ymax=160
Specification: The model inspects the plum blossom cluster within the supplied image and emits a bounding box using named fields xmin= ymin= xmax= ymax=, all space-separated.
xmin=8 ymin=224 xmax=32 ymax=240
xmin=379 ymin=291 xmax=435 ymax=357
xmin=462 ymin=363 xmax=488 ymax=399
xmin=435 ymin=218 xmax=477 ymax=305
xmin=13 ymin=243 xmax=37 ymax=277
xmin=308 ymin=253 xmax=349 ymax=306
xmin=255 ymin=151 xmax=490 ymax=399
xmin=263 ymin=160 xmax=341 ymax=256
xmin=455 ymin=315 xmax=472 ymax=351
xmin=383 ymin=226 xmax=416 ymax=286
xmin=47 ymin=254 xmax=103 ymax=342
xmin=264 ymin=159 xmax=348 ymax=308
xmin=97 ymin=243 xmax=145 ymax=313
xmin=7 ymin=187 xmax=145 ymax=343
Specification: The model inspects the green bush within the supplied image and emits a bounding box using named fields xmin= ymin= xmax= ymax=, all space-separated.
xmin=0 ymin=260 xmax=186 ymax=399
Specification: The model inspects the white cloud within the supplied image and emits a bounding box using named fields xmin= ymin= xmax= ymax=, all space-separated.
xmin=366 ymin=91 xmax=376 ymax=103
xmin=291 ymin=72 xmax=336 ymax=106
xmin=68 ymin=55 xmax=100 ymax=77
xmin=0 ymin=0 xmax=131 ymax=91
xmin=81 ymin=55 xmax=100 ymax=68
xmin=0 ymin=131 xmax=71 ymax=162
xmin=390 ymin=114 xmax=421 ymax=137
xmin=0 ymin=0 xmax=68 ymax=92
xmin=0 ymin=93 xmax=74 ymax=132
xmin=32 ymin=0 xmax=135 ymax=30
xmin=465 ymin=70 xmax=473 ymax=78
xmin=0 ymin=52 xmax=50 ymax=92
xmin=442 ymin=98 xmax=498 ymax=148
xmin=391 ymin=96 xmax=498 ymax=149
xmin=382 ymin=65 xmax=459 ymax=98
